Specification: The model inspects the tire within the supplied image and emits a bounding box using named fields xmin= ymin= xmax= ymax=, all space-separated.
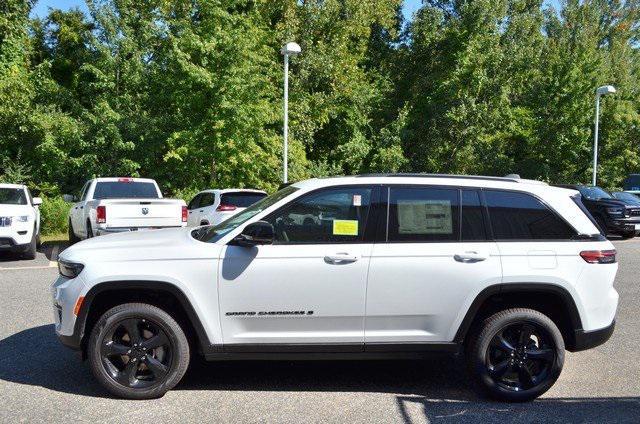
xmin=86 ymin=220 xmax=94 ymax=238
xmin=467 ymin=308 xmax=564 ymax=402
xmin=22 ymin=229 xmax=37 ymax=260
xmin=68 ymin=220 xmax=79 ymax=245
xmin=87 ymin=303 xmax=190 ymax=400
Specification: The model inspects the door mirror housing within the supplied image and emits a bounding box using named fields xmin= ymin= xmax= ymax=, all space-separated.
xmin=63 ymin=194 xmax=76 ymax=203
xmin=32 ymin=197 xmax=42 ymax=206
xmin=233 ymin=221 xmax=274 ymax=247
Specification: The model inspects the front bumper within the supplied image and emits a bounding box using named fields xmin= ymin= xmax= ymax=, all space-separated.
xmin=51 ymin=274 xmax=85 ymax=350
xmin=606 ymin=216 xmax=640 ymax=233
xmin=0 ymin=224 xmax=33 ymax=250
xmin=571 ymin=320 xmax=615 ymax=351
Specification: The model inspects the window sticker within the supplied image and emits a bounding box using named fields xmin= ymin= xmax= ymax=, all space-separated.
xmin=333 ymin=219 xmax=359 ymax=236
xmin=352 ymin=194 xmax=362 ymax=206
xmin=397 ymin=200 xmax=452 ymax=234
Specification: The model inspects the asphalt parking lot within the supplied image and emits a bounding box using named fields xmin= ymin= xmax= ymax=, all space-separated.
xmin=0 ymin=241 xmax=639 ymax=423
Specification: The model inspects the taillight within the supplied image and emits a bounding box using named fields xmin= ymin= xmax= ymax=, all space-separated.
xmin=216 ymin=204 xmax=237 ymax=212
xmin=181 ymin=206 xmax=188 ymax=222
xmin=96 ymin=206 xmax=106 ymax=224
xmin=580 ymin=250 xmax=616 ymax=264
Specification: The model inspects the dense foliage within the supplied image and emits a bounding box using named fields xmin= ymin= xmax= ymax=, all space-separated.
xmin=1 ymin=0 xmax=639 ymax=198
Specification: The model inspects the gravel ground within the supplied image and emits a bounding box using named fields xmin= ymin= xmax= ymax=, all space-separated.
xmin=0 ymin=240 xmax=638 ymax=423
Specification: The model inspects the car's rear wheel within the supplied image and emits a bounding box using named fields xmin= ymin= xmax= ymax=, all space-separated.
xmin=86 ymin=220 xmax=94 ymax=238
xmin=88 ymin=303 xmax=190 ymax=399
xmin=467 ymin=308 xmax=564 ymax=402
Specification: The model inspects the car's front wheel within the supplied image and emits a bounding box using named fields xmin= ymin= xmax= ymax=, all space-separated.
xmin=87 ymin=303 xmax=190 ymax=399
xmin=467 ymin=308 xmax=564 ymax=402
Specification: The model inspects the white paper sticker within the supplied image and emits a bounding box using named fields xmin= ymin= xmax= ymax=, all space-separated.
xmin=353 ymin=194 xmax=362 ymax=207
xmin=397 ymin=199 xmax=452 ymax=234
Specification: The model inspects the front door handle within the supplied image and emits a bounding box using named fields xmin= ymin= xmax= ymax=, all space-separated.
xmin=454 ymin=251 xmax=487 ymax=263
xmin=324 ymin=253 xmax=359 ymax=264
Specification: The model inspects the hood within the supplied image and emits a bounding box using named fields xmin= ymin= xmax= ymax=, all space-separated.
xmin=0 ymin=204 xmax=33 ymax=216
xmin=60 ymin=227 xmax=222 ymax=265
xmin=591 ymin=198 xmax=627 ymax=208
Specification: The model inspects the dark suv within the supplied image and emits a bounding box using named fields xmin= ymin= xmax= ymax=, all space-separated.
xmin=556 ymin=184 xmax=640 ymax=238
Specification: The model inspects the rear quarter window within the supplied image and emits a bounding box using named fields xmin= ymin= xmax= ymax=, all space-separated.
xmin=485 ymin=190 xmax=577 ymax=240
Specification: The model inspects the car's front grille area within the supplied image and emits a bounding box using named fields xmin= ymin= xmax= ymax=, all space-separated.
xmin=628 ymin=209 xmax=640 ymax=217
xmin=0 ymin=217 xmax=12 ymax=227
xmin=0 ymin=237 xmax=14 ymax=248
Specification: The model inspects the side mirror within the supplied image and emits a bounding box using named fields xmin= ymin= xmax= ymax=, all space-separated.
xmin=32 ymin=197 xmax=42 ymax=206
xmin=62 ymin=194 xmax=76 ymax=203
xmin=233 ymin=221 xmax=274 ymax=247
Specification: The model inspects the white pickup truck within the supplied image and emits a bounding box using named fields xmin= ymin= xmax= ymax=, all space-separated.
xmin=66 ymin=178 xmax=187 ymax=242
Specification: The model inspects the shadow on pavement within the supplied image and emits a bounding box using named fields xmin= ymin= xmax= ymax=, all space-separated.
xmin=1 ymin=324 xmax=638 ymax=422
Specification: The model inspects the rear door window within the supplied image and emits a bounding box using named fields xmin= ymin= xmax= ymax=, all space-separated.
xmin=485 ymin=190 xmax=576 ymax=240
xmin=220 ymin=192 xmax=267 ymax=208
xmin=387 ymin=187 xmax=459 ymax=242
xmin=461 ymin=189 xmax=487 ymax=241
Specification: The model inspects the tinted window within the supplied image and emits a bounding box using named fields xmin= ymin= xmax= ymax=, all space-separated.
xmin=265 ymin=187 xmax=372 ymax=244
xmin=188 ymin=194 xmax=202 ymax=210
xmin=485 ymin=190 xmax=576 ymax=240
xmin=0 ymin=188 xmax=27 ymax=205
xmin=388 ymin=187 xmax=459 ymax=242
xmin=221 ymin=192 xmax=267 ymax=208
xmin=577 ymin=186 xmax=612 ymax=200
xmin=462 ymin=190 xmax=487 ymax=241
xmin=93 ymin=182 xmax=159 ymax=199
xmin=199 ymin=193 xmax=215 ymax=208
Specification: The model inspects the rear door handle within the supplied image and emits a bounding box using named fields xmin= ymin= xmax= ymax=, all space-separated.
xmin=324 ymin=253 xmax=359 ymax=264
xmin=454 ymin=251 xmax=487 ymax=262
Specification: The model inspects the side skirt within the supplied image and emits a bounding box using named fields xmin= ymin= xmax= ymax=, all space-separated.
xmin=203 ymin=342 xmax=460 ymax=361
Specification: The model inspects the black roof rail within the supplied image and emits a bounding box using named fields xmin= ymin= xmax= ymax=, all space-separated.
xmin=354 ymin=173 xmax=522 ymax=183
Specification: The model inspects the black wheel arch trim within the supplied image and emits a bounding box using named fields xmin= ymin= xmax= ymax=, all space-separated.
xmin=67 ymin=280 xmax=214 ymax=356
xmin=453 ymin=283 xmax=583 ymax=349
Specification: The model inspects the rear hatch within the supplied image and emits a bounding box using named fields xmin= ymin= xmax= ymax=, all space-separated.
xmin=102 ymin=199 xmax=185 ymax=228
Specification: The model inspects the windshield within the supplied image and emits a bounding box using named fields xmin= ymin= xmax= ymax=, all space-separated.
xmin=93 ymin=182 xmax=160 ymax=199
xmin=613 ymin=192 xmax=640 ymax=205
xmin=578 ymin=186 xmax=612 ymax=200
xmin=192 ymin=185 xmax=299 ymax=243
xmin=0 ymin=188 xmax=27 ymax=205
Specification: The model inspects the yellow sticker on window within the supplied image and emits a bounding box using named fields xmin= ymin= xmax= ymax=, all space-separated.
xmin=333 ymin=219 xmax=359 ymax=236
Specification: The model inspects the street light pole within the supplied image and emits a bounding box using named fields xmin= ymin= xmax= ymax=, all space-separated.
xmin=592 ymin=85 xmax=616 ymax=186
xmin=281 ymin=42 xmax=301 ymax=184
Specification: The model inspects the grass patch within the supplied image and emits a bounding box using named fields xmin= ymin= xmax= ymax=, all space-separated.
xmin=41 ymin=232 xmax=68 ymax=244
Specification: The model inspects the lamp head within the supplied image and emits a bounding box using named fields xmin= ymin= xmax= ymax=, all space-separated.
xmin=596 ymin=85 xmax=616 ymax=96
xmin=281 ymin=42 xmax=301 ymax=56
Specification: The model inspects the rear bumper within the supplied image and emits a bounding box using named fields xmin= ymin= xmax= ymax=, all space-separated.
xmin=95 ymin=225 xmax=186 ymax=236
xmin=571 ymin=320 xmax=615 ymax=352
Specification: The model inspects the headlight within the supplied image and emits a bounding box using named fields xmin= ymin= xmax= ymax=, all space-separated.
xmin=58 ymin=260 xmax=84 ymax=279
xmin=606 ymin=207 xmax=624 ymax=217
xmin=15 ymin=215 xmax=30 ymax=222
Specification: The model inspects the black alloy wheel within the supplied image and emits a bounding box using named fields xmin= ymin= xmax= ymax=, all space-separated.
xmin=468 ymin=308 xmax=564 ymax=402
xmin=486 ymin=322 xmax=556 ymax=392
xmin=88 ymin=303 xmax=190 ymax=399
xmin=100 ymin=318 xmax=172 ymax=389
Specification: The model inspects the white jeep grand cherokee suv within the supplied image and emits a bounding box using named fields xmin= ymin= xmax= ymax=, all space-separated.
xmin=51 ymin=174 xmax=618 ymax=401
xmin=0 ymin=183 xmax=42 ymax=259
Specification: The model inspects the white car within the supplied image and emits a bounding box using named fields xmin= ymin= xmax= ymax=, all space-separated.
xmin=66 ymin=177 xmax=187 ymax=242
xmin=186 ymin=189 xmax=267 ymax=227
xmin=52 ymin=174 xmax=618 ymax=401
xmin=0 ymin=183 xmax=42 ymax=259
